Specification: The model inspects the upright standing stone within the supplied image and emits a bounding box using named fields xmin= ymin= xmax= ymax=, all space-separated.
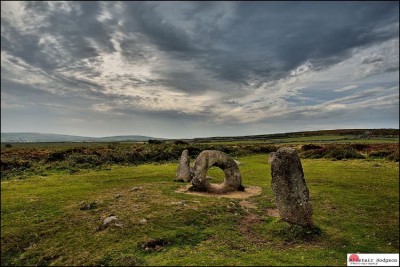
xmin=175 ymin=150 xmax=191 ymax=182
xmin=269 ymin=147 xmax=313 ymax=226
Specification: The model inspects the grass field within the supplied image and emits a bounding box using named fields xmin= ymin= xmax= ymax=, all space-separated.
xmin=1 ymin=154 xmax=399 ymax=266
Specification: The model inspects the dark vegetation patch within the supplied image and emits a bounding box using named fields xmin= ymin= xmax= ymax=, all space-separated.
xmin=274 ymin=224 xmax=322 ymax=243
xmin=299 ymin=144 xmax=398 ymax=161
xmin=0 ymin=143 xmax=278 ymax=179
xmin=301 ymin=144 xmax=323 ymax=151
xmin=300 ymin=145 xmax=364 ymax=160
xmin=174 ymin=140 xmax=189 ymax=145
xmin=1 ymin=129 xmax=398 ymax=180
xmin=387 ymin=149 xmax=399 ymax=162
xmin=140 ymin=239 xmax=170 ymax=252
xmin=368 ymin=150 xmax=392 ymax=158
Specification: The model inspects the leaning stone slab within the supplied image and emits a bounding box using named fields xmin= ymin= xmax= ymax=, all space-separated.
xmin=175 ymin=150 xmax=192 ymax=182
xmin=269 ymin=147 xmax=313 ymax=226
xmin=190 ymin=150 xmax=244 ymax=194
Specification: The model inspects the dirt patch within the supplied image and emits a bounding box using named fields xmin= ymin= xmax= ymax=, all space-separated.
xmin=239 ymin=200 xmax=257 ymax=209
xmin=239 ymin=213 xmax=271 ymax=245
xmin=175 ymin=184 xmax=262 ymax=199
xmin=265 ymin=207 xmax=280 ymax=217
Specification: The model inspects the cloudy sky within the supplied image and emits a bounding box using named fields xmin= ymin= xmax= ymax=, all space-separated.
xmin=1 ymin=1 xmax=399 ymax=138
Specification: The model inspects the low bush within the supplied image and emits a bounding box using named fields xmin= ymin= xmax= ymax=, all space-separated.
xmin=1 ymin=159 xmax=32 ymax=179
xmin=387 ymin=149 xmax=399 ymax=162
xmin=349 ymin=144 xmax=370 ymax=151
xmin=301 ymin=144 xmax=323 ymax=151
xmin=300 ymin=145 xmax=364 ymax=160
xmin=148 ymin=139 xmax=163 ymax=144
xmin=46 ymin=151 xmax=67 ymax=162
xmin=368 ymin=151 xmax=393 ymax=158
xmin=323 ymin=146 xmax=364 ymax=160
xmin=174 ymin=140 xmax=189 ymax=145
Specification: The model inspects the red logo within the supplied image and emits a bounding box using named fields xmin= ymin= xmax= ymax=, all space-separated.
xmin=349 ymin=254 xmax=360 ymax=262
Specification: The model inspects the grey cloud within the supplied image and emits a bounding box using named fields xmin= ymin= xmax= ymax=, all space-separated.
xmin=222 ymin=98 xmax=239 ymax=105
xmin=123 ymin=2 xmax=398 ymax=88
xmin=213 ymin=2 xmax=398 ymax=80
xmin=1 ymin=1 xmax=399 ymax=137
xmin=362 ymin=56 xmax=385 ymax=64
xmin=2 ymin=1 xmax=116 ymax=71
xmin=1 ymin=78 xmax=93 ymax=108
xmin=120 ymin=2 xmax=200 ymax=56
xmin=3 ymin=1 xmax=398 ymax=93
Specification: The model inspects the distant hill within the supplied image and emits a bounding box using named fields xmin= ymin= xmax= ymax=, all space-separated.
xmin=1 ymin=132 xmax=160 ymax=143
xmin=191 ymin=128 xmax=399 ymax=143
xmin=95 ymin=135 xmax=161 ymax=142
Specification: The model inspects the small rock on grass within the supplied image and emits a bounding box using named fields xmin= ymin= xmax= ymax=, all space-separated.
xmin=171 ymin=201 xmax=186 ymax=206
xmin=103 ymin=215 xmax=118 ymax=226
xmin=130 ymin=187 xmax=143 ymax=192
xmin=140 ymin=219 xmax=147 ymax=224
xmin=96 ymin=215 xmax=120 ymax=231
xmin=79 ymin=201 xmax=97 ymax=210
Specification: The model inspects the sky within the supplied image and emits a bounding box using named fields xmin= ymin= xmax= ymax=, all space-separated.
xmin=1 ymin=1 xmax=399 ymax=138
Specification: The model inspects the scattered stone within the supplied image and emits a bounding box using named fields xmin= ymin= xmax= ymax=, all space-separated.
xmin=115 ymin=194 xmax=122 ymax=199
xmin=140 ymin=219 xmax=147 ymax=224
xmin=269 ymin=147 xmax=314 ymax=227
xmin=103 ymin=215 xmax=118 ymax=226
xmin=130 ymin=186 xmax=143 ymax=192
xmin=96 ymin=215 xmax=120 ymax=231
xmin=79 ymin=201 xmax=97 ymax=210
xmin=189 ymin=150 xmax=244 ymax=194
xmin=175 ymin=150 xmax=192 ymax=182
xmin=171 ymin=201 xmax=186 ymax=206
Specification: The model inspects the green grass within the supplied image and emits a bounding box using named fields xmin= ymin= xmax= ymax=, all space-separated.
xmin=1 ymin=154 xmax=398 ymax=266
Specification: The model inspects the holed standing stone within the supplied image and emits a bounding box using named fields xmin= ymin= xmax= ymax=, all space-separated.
xmin=190 ymin=150 xmax=243 ymax=194
xmin=269 ymin=147 xmax=313 ymax=226
xmin=175 ymin=150 xmax=192 ymax=182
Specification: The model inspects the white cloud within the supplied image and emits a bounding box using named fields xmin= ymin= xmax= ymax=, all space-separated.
xmin=334 ymin=85 xmax=358 ymax=92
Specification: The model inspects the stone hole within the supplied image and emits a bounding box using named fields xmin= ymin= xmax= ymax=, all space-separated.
xmin=189 ymin=150 xmax=244 ymax=194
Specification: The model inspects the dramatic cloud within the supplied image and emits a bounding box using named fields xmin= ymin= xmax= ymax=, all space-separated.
xmin=1 ymin=1 xmax=399 ymax=138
